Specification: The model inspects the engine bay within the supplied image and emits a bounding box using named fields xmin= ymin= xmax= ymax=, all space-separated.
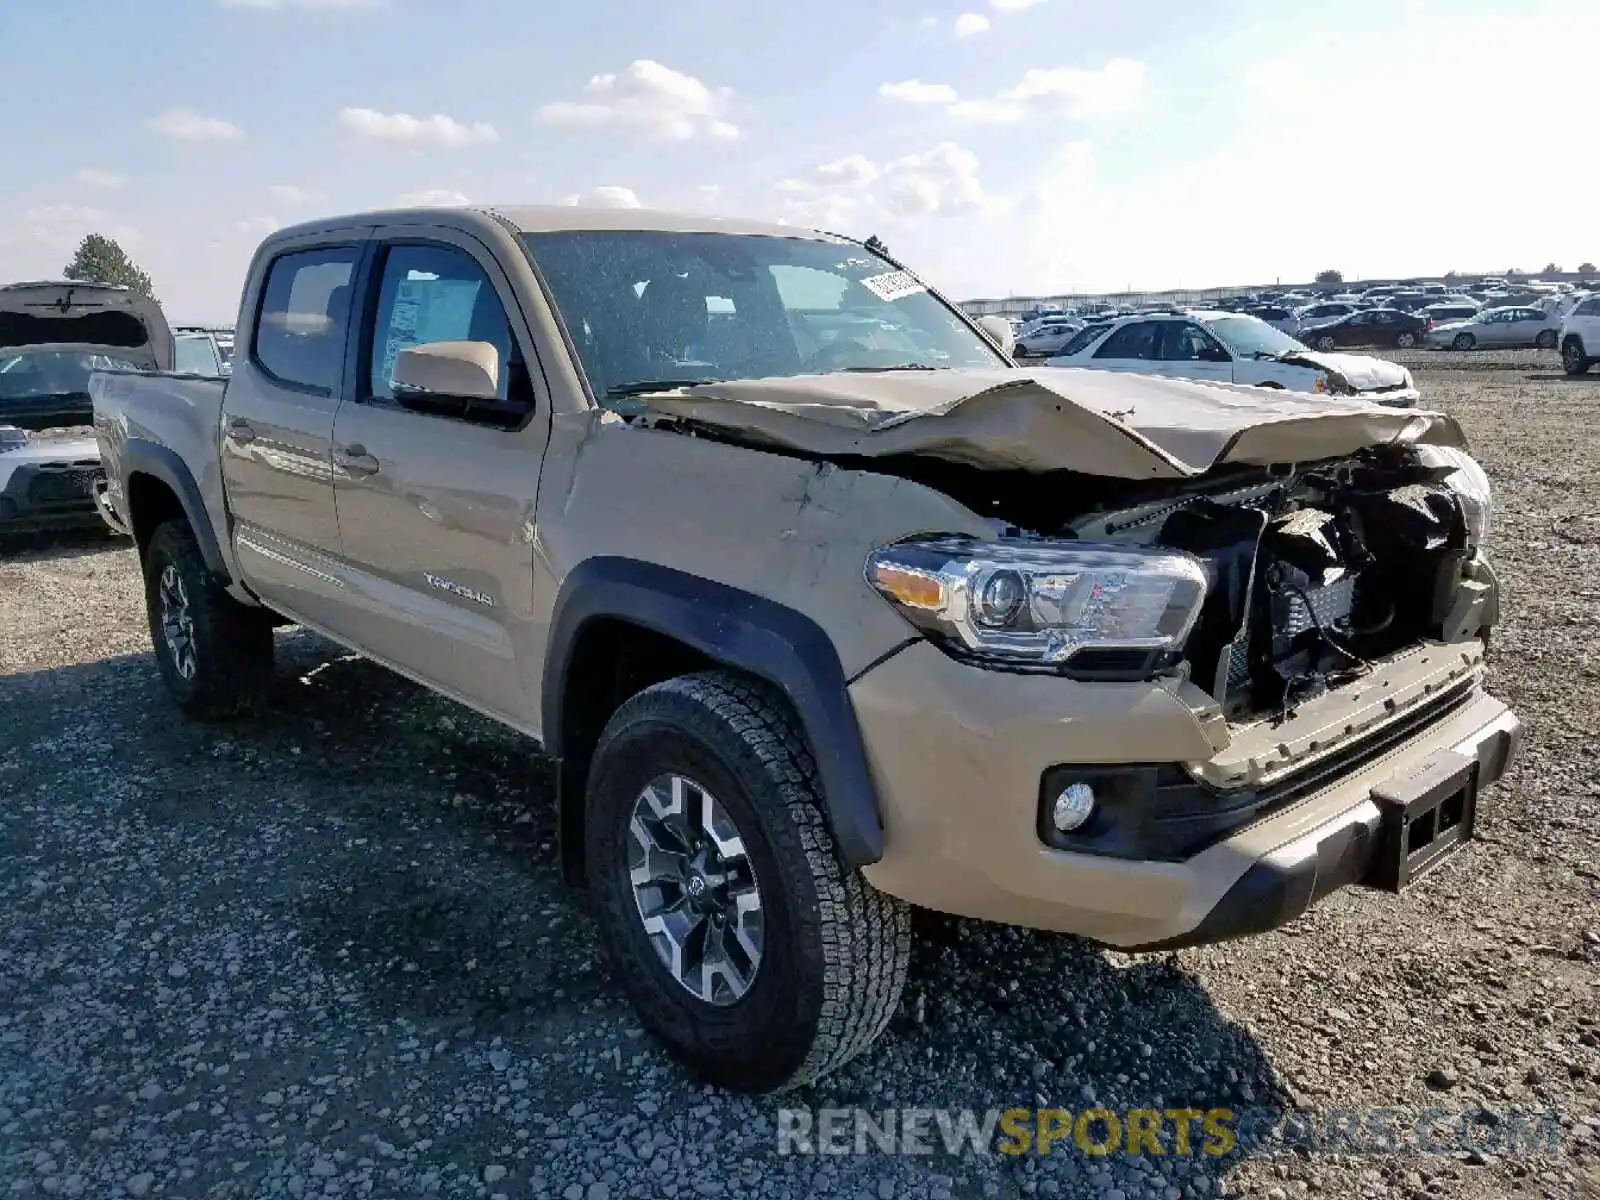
xmin=1077 ymin=448 xmax=1483 ymax=716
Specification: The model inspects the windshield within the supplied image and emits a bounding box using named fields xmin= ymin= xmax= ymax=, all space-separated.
xmin=1204 ymin=315 xmax=1307 ymax=357
xmin=520 ymin=230 xmax=1007 ymax=401
xmin=0 ymin=350 xmax=138 ymax=406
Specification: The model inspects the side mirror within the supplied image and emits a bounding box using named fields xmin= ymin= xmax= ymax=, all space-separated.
xmin=392 ymin=340 xmax=500 ymax=400
xmin=976 ymin=315 xmax=1016 ymax=358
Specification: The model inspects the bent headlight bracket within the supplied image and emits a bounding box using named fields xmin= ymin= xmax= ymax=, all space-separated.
xmin=866 ymin=535 xmax=1209 ymax=677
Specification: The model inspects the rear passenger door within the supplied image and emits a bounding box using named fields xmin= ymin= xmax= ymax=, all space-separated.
xmin=221 ymin=235 xmax=368 ymax=627
xmin=327 ymin=227 xmax=550 ymax=728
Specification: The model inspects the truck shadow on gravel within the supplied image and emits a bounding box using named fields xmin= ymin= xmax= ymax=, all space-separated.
xmin=3 ymin=634 xmax=1293 ymax=1189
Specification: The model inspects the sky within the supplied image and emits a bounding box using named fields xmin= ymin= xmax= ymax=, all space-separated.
xmin=3 ymin=0 xmax=1597 ymax=322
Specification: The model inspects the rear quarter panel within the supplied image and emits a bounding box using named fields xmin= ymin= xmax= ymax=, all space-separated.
xmin=91 ymin=370 xmax=241 ymax=584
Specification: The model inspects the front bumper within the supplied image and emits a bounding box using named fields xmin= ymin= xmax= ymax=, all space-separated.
xmin=851 ymin=639 xmax=1520 ymax=948
xmin=0 ymin=459 xmax=108 ymax=534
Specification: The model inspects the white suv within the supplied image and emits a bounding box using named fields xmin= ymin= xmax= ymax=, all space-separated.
xmin=1560 ymin=293 xmax=1600 ymax=376
xmin=1047 ymin=309 xmax=1420 ymax=406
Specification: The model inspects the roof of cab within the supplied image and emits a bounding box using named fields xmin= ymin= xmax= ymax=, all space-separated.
xmin=265 ymin=204 xmax=837 ymax=244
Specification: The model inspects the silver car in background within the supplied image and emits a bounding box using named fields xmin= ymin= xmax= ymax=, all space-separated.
xmin=1423 ymin=305 xmax=1560 ymax=351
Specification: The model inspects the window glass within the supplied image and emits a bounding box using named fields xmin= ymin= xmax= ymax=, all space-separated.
xmin=1056 ymin=323 xmax=1110 ymax=357
xmin=1160 ymin=322 xmax=1224 ymax=361
xmin=521 ymin=230 xmax=1003 ymax=402
xmin=1093 ymin=322 xmax=1160 ymax=360
xmin=369 ymin=243 xmax=512 ymax=402
xmin=174 ymin=335 xmax=220 ymax=376
xmin=253 ymin=247 xmax=358 ymax=391
xmin=1578 ymin=298 xmax=1600 ymax=316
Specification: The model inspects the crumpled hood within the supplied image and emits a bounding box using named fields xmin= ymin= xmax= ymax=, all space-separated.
xmin=631 ymin=367 xmax=1466 ymax=479
xmin=1277 ymin=349 xmax=1410 ymax=391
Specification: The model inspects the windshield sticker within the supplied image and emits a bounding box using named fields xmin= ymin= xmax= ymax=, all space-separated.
xmin=859 ymin=270 xmax=926 ymax=303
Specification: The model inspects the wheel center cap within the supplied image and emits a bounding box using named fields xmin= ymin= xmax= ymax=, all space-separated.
xmin=686 ymin=874 xmax=708 ymax=900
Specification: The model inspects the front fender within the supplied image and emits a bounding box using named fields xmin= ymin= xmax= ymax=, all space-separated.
xmin=543 ymin=556 xmax=888 ymax=869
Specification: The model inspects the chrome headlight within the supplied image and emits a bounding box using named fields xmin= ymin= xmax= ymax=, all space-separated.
xmin=1418 ymin=445 xmax=1492 ymax=549
xmin=865 ymin=536 xmax=1208 ymax=674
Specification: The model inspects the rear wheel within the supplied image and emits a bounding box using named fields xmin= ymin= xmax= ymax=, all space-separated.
xmin=142 ymin=520 xmax=274 ymax=719
xmin=1535 ymin=329 xmax=1558 ymax=350
xmin=585 ymin=671 xmax=911 ymax=1093
xmin=1453 ymin=333 xmax=1476 ymax=352
xmin=1565 ymin=339 xmax=1593 ymax=376
xmin=1396 ymin=331 xmax=1418 ymax=348
xmin=1316 ymin=335 xmax=1337 ymax=351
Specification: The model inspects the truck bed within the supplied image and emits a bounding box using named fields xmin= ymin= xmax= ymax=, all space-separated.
xmin=89 ymin=369 xmax=230 ymax=550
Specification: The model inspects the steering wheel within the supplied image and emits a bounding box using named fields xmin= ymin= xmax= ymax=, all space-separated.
xmin=803 ymin=339 xmax=873 ymax=372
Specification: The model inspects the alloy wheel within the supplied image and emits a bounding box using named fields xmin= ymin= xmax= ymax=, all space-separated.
xmin=627 ymin=773 xmax=764 ymax=1006
xmin=158 ymin=564 xmax=198 ymax=680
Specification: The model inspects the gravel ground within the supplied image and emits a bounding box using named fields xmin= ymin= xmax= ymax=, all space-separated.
xmin=2 ymin=351 xmax=1598 ymax=1199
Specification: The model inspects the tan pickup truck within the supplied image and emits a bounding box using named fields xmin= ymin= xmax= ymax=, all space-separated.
xmin=91 ymin=206 xmax=1521 ymax=1093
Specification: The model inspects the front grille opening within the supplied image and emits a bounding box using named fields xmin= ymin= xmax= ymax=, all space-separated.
xmin=1438 ymin=788 xmax=1467 ymax=833
xmin=1407 ymin=809 xmax=1437 ymax=854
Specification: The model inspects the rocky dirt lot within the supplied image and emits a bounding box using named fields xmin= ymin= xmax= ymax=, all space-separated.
xmin=2 ymin=350 xmax=1598 ymax=1200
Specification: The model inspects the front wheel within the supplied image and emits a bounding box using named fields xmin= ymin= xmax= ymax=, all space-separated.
xmin=1453 ymin=333 xmax=1476 ymax=352
xmin=1316 ymin=335 xmax=1337 ymax=351
xmin=142 ymin=520 xmax=274 ymax=719
xmin=1396 ymin=331 xmax=1418 ymax=348
xmin=1536 ymin=329 xmax=1558 ymax=350
xmin=1565 ymin=340 xmax=1593 ymax=376
xmin=585 ymin=671 xmax=911 ymax=1093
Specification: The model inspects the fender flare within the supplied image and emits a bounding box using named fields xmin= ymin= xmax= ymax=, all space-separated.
xmin=542 ymin=557 xmax=886 ymax=869
xmin=121 ymin=438 xmax=229 ymax=580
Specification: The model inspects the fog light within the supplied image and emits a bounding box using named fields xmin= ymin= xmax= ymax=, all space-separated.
xmin=1051 ymin=782 xmax=1097 ymax=832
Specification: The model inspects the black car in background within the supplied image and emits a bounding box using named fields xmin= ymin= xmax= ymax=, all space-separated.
xmin=1297 ymin=307 xmax=1430 ymax=350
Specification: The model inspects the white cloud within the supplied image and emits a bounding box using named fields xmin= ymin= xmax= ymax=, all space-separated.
xmin=538 ymin=61 xmax=739 ymax=142
xmin=395 ymin=189 xmax=472 ymax=207
xmin=561 ymin=186 xmax=643 ymax=209
xmin=75 ymin=169 xmax=126 ymax=191
xmin=149 ymin=108 xmax=244 ymax=142
xmin=999 ymin=58 xmax=1146 ymax=117
xmin=235 ymin=216 xmax=280 ymax=235
xmin=338 ymin=107 xmax=498 ymax=147
xmin=5 ymin=205 xmax=141 ymax=259
xmin=954 ymin=12 xmax=990 ymax=36
xmin=878 ymin=80 xmax=959 ymax=104
xmin=814 ymin=155 xmax=882 ymax=186
xmin=270 ymin=184 xmax=323 ymax=205
xmin=882 ymin=143 xmax=1006 ymax=218
xmin=990 ymin=0 xmax=1045 ymax=9
xmin=947 ymin=99 xmax=1026 ymax=123
xmin=947 ymin=58 xmax=1146 ymax=124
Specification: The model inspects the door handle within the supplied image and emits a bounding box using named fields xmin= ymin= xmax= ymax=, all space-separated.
xmin=226 ymin=417 xmax=256 ymax=444
xmin=334 ymin=443 xmax=380 ymax=477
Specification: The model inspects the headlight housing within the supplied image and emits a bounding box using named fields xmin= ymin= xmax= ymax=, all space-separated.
xmin=1417 ymin=444 xmax=1492 ymax=549
xmin=865 ymin=535 xmax=1209 ymax=675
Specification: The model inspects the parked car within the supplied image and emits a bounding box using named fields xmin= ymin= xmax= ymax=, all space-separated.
xmin=1298 ymin=307 xmax=1430 ymax=350
xmin=0 ymin=281 xmax=171 ymax=535
xmin=1295 ymin=301 xmax=1360 ymax=327
xmin=1420 ymin=302 xmax=1481 ymax=326
xmin=1560 ymin=292 xmax=1600 ymax=375
xmin=1423 ymin=305 xmax=1559 ymax=351
xmin=174 ymin=330 xmax=228 ymax=376
xmin=88 ymin=205 xmax=1519 ymax=1094
xmin=1046 ymin=310 xmax=1419 ymax=404
xmin=1013 ymin=319 xmax=1083 ymax=358
xmin=1243 ymin=304 xmax=1298 ymax=334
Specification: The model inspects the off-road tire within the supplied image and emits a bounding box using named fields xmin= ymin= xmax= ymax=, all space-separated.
xmin=142 ymin=519 xmax=273 ymax=720
xmin=1535 ymin=329 xmax=1558 ymax=350
xmin=585 ymin=670 xmax=911 ymax=1093
xmin=1453 ymin=333 xmax=1476 ymax=352
xmin=1563 ymin=338 xmax=1591 ymax=376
